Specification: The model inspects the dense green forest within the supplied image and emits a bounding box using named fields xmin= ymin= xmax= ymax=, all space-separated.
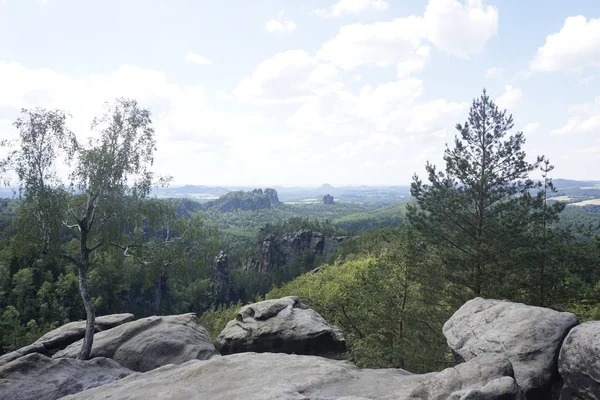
xmin=1 ymin=92 xmax=599 ymax=372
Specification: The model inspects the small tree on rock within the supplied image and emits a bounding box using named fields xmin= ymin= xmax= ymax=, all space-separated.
xmin=1 ymin=98 xmax=165 ymax=359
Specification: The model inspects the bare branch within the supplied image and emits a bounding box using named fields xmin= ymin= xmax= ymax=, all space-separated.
xmin=62 ymin=253 xmax=82 ymax=268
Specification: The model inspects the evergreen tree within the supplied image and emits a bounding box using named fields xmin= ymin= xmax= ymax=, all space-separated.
xmin=408 ymin=89 xmax=542 ymax=302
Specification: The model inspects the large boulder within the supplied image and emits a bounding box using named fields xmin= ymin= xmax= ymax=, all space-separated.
xmin=409 ymin=353 xmax=525 ymax=400
xmin=0 ymin=352 xmax=133 ymax=400
xmin=558 ymin=321 xmax=600 ymax=400
xmin=443 ymin=297 xmax=578 ymax=399
xmin=216 ymin=296 xmax=346 ymax=357
xmin=61 ymin=352 xmax=430 ymax=400
xmin=0 ymin=313 xmax=134 ymax=366
xmin=53 ymin=313 xmax=218 ymax=372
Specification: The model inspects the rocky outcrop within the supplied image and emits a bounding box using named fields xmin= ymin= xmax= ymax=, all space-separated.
xmin=247 ymin=229 xmax=347 ymax=273
xmin=0 ymin=313 xmax=134 ymax=366
xmin=264 ymin=188 xmax=280 ymax=204
xmin=558 ymin=321 xmax=600 ymax=400
xmin=443 ymin=297 xmax=578 ymax=399
xmin=61 ymin=352 xmax=431 ymax=400
xmin=212 ymin=250 xmax=231 ymax=303
xmin=4 ymin=297 xmax=590 ymax=400
xmin=208 ymin=188 xmax=280 ymax=212
xmin=53 ymin=313 xmax=218 ymax=372
xmin=216 ymin=296 xmax=346 ymax=357
xmin=0 ymin=353 xmax=133 ymax=400
xmin=323 ymin=193 xmax=335 ymax=204
xmin=408 ymin=353 xmax=525 ymax=400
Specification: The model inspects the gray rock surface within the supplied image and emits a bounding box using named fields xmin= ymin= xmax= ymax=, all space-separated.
xmin=443 ymin=297 xmax=578 ymax=399
xmin=216 ymin=296 xmax=346 ymax=357
xmin=558 ymin=321 xmax=600 ymax=400
xmin=212 ymin=250 xmax=231 ymax=303
xmin=449 ymin=377 xmax=525 ymax=400
xmin=0 ymin=352 xmax=133 ymax=400
xmin=0 ymin=313 xmax=134 ymax=366
xmin=53 ymin=313 xmax=218 ymax=372
xmin=409 ymin=353 xmax=525 ymax=400
xmin=61 ymin=352 xmax=430 ymax=400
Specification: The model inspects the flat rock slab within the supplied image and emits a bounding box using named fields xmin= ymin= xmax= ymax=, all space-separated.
xmin=559 ymin=321 xmax=600 ymax=400
xmin=409 ymin=353 xmax=525 ymax=400
xmin=62 ymin=352 xmax=429 ymax=400
xmin=0 ymin=313 xmax=134 ymax=366
xmin=216 ymin=296 xmax=346 ymax=357
xmin=443 ymin=297 xmax=578 ymax=399
xmin=0 ymin=353 xmax=133 ymax=400
xmin=53 ymin=313 xmax=218 ymax=372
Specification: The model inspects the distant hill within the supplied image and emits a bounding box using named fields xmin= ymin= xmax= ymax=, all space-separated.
xmin=553 ymin=179 xmax=600 ymax=190
xmin=151 ymin=185 xmax=231 ymax=202
xmin=549 ymin=179 xmax=600 ymax=204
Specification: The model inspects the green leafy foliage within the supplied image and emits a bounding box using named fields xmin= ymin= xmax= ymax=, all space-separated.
xmin=198 ymin=301 xmax=243 ymax=339
xmin=334 ymin=202 xmax=408 ymax=232
xmin=267 ymin=226 xmax=451 ymax=373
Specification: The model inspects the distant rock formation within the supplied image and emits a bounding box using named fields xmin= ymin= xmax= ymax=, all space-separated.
xmin=207 ymin=188 xmax=280 ymax=212
xmin=323 ymin=194 xmax=334 ymax=205
xmin=212 ymin=251 xmax=231 ymax=304
xmin=245 ymin=230 xmax=347 ymax=273
xmin=264 ymin=188 xmax=280 ymax=204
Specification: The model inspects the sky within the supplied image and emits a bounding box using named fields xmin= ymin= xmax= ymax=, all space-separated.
xmin=0 ymin=0 xmax=599 ymax=186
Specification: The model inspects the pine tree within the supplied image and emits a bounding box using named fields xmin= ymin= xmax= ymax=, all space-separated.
xmin=408 ymin=89 xmax=542 ymax=301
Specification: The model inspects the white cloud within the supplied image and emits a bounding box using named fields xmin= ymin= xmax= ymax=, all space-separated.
xmin=316 ymin=0 xmax=497 ymax=70
xmin=316 ymin=16 xmax=425 ymax=69
xmin=484 ymin=66 xmax=503 ymax=78
xmin=397 ymin=46 xmax=430 ymax=78
xmin=422 ymin=0 xmax=498 ymax=58
xmin=233 ymin=50 xmax=343 ymax=104
xmin=514 ymin=70 xmax=532 ymax=80
xmin=0 ymin=62 xmax=267 ymax=185
xmin=578 ymin=75 xmax=597 ymax=85
xmin=314 ymin=0 xmax=388 ymax=18
xmin=496 ymin=85 xmax=522 ymax=110
xmin=531 ymin=16 xmax=600 ymax=72
xmin=265 ymin=19 xmax=297 ymax=33
xmin=404 ymin=99 xmax=467 ymax=133
xmin=265 ymin=9 xmax=297 ymax=33
xmin=553 ymin=97 xmax=600 ymax=135
xmin=331 ymin=133 xmax=403 ymax=159
xmin=522 ymin=122 xmax=540 ymax=135
xmin=287 ymin=77 xmax=466 ymax=142
xmin=185 ymin=52 xmax=211 ymax=65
